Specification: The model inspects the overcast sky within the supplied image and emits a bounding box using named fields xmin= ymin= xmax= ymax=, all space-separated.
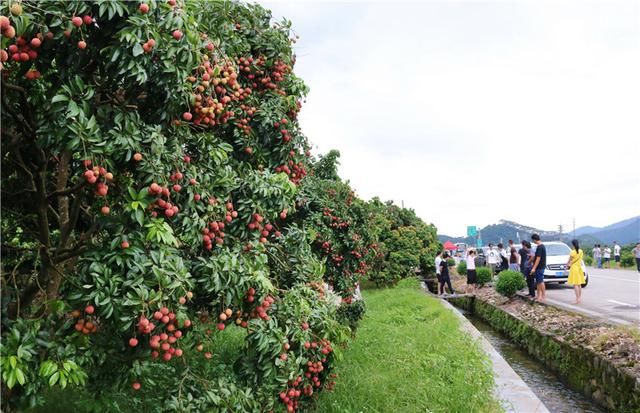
xmin=263 ymin=0 xmax=640 ymax=236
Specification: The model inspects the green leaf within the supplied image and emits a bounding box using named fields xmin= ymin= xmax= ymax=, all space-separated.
xmin=6 ymin=370 xmax=16 ymax=389
xmin=132 ymin=43 xmax=144 ymax=57
xmin=39 ymin=361 xmax=57 ymax=377
xmin=67 ymin=101 xmax=80 ymax=118
xmin=15 ymin=368 xmax=26 ymax=386
xmin=135 ymin=209 xmax=144 ymax=226
xmin=51 ymin=94 xmax=69 ymax=103
xmin=49 ymin=371 xmax=60 ymax=386
xmin=128 ymin=186 xmax=138 ymax=199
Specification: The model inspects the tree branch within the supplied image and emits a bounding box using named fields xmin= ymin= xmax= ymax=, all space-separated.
xmin=1 ymin=95 xmax=34 ymax=135
xmin=53 ymin=221 xmax=99 ymax=264
xmin=47 ymin=180 xmax=85 ymax=199
xmin=2 ymin=81 xmax=37 ymax=130
xmin=67 ymin=193 xmax=83 ymax=238
xmin=53 ymin=247 xmax=89 ymax=264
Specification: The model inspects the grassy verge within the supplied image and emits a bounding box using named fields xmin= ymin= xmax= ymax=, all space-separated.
xmin=314 ymin=278 xmax=501 ymax=413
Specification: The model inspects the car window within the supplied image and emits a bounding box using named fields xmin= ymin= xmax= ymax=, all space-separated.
xmin=531 ymin=243 xmax=571 ymax=256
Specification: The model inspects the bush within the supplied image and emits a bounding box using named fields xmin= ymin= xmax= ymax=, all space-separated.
xmin=456 ymin=260 xmax=467 ymax=276
xmin=447 ymin=258 xmax=456 ymax=267
xmin=584 ymin=255 xmax=594 ymax=266
xmin=476 ymin=267 xmax=493 ymax=287
xmin=621 ymin=253 xmax=635 ymax=268
xmin=495 ymin=270 xmax=526 ymax=297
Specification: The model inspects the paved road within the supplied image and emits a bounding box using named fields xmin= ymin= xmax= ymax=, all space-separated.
xmin=543 ymin=267 xmax=640 ymax=326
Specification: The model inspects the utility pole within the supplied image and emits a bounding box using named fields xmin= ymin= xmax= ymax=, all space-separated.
xmin=401 ymin=200 xmax=404 ymax=209
xmin=558 ymin=224 xmax=563 ymax=241
xmin=572 ymin=218 xmax=576 ymax=239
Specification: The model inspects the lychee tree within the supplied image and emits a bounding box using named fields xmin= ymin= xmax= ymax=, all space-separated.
xmin=366 ymin=198 xmax=439 ymax=286
xmin=1 ymin=1 xmax=439 ymax=411
xmin=0 ymin=1 xmax=344 ymax=411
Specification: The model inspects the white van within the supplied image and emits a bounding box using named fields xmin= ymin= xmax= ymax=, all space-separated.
xmin=531 ymin=241 xmax=589 ymax=287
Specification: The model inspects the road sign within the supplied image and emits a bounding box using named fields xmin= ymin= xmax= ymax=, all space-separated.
xmin=467 ymin=226 xmax=477 ymax=237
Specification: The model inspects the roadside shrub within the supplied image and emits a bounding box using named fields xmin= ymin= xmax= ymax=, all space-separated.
xmin=456 ymin=260 xmax=467 ymax=276
xmin=495 ymin=270 xmax=526 ymax=297
xmin=447 ymin=258 xmax=456 ymax=267
xmin=584 ymin=256 xmax=594 ymax=266
xmin=476 ymin=267 xmax=493 ymax=287
xmin=621 ymin=253 xmax=635 ymax=268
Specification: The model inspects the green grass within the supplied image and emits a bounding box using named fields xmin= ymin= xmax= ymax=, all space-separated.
xmin=314 ymin=278 xmax=501 ymax=413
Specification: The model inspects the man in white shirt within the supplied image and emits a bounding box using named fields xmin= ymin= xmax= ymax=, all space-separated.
xmin=486 ymin=243 xmax=499 ymax=275
xmin=613 ymin=241 xmax=621 ymax=268
xmin=603 ymin=245 xmax=612 ymax=269
xmin=465 ymin=249 xmax=477 ymax=294
xmin=435 ymin=251 xmax=443 ymax=295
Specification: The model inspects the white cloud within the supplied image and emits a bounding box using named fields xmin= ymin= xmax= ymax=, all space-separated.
xmin=263 ymin=0 xmax=640 ymax=235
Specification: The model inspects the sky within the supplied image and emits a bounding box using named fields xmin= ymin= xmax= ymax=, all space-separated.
xmin=262 ymin=0 xmax=640 ymax=236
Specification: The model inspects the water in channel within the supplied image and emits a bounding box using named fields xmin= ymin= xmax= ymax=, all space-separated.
xmin=467 ymin=314 xmax=608 ymax=413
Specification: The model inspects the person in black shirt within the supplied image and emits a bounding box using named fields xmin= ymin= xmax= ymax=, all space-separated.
xmin=519 ymin=241 xmax=535 ymax=297
xmin=438 ymin=252 xmax=455 ymax=296
xmin=530 ymin=234 xmax=547 ymax=302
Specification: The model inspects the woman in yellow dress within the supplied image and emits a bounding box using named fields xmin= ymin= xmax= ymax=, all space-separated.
xmin=566 ymin=239 xmax=586 ymax=304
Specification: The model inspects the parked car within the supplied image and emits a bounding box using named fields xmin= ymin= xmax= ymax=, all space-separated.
xmin=531 ymin=241 xmax=589 ymax=287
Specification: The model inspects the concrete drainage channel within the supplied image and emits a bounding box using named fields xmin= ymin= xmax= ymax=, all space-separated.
xmin=465 ymin=311 xmax=608 ymax=413
xmin=422 ymin=281 xmax=638 ymax=413
xmin=436 ymin=296 xmax=549 ymax=413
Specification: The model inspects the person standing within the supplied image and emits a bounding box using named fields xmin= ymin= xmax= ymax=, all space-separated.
xmin=566 ymin=239 xmax=586 ymax=304
xmin=509 ymin=247 xmax=520 ymax=271
xmin=435 ymin=251 xmax=443 ymax=295
xmin=498 ymin=243 xmax=509 ymax=273
xmin=530 ymin=234 xmax=547 ymax=302
xmin=632 ymin=243 xmax=640 ymax=273
xmin=486 ymin=243 xmax=499 ymax=275
xmin=439 ymin=252 xmax=455 ymax=296
xmin=465 ymin=250 xmax=477 ymax=294
xmin=592 ymin=244 xmax=602 ymax=268
xmin=613 ymin=241 xmax=621 ymax=268
xmin=520 ymin=241 xmax=535 ymax=298
xmin=603 ymin=245 xmax=611 ymax=269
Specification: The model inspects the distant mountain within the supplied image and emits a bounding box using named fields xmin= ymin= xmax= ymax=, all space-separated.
xmin=438 ymin=216 xmax=640 ymax=247
xmin=571 ymin=216 xmax=639 ymax=245
xmin=438 ymin=220 xmax=560 ymax=246
xmin=574 ymin=226 xmax=600 ymax=237
xmin=586 ymin=216 xmax=639 ymax=245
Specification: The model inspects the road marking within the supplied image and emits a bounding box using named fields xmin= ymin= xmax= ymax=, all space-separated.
xmin=608 ymin=299 xmax=636 ymax=307
xmin=609 ymin=317 xmax=633 ymax=325
xmin=544 ymin=298 xmax=602 ymax=317
xmin=588 ymin=274 xmax=640 ymax=283
xmin=544 ymin=298 xmax=639 ymax=326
